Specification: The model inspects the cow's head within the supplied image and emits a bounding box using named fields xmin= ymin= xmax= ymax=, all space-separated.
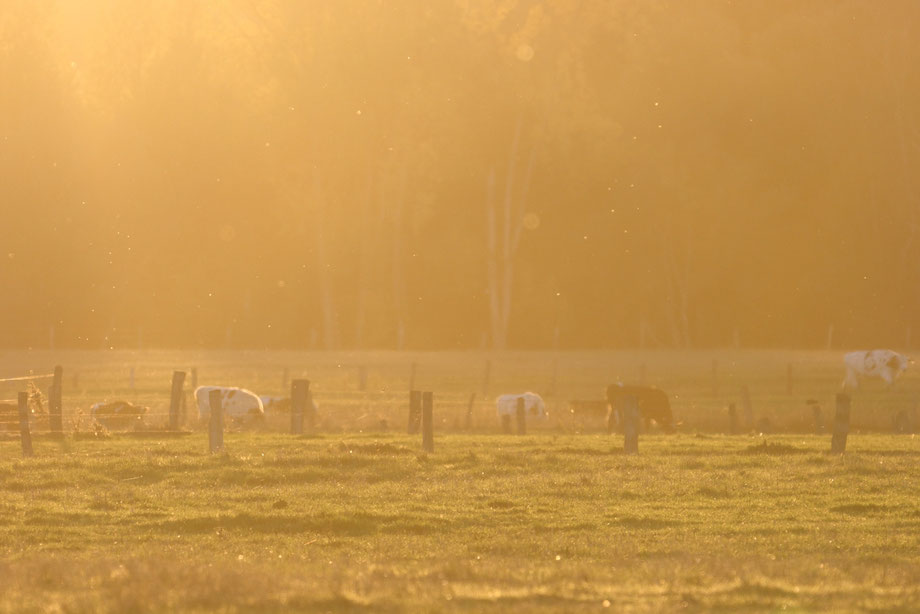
xmin=887 ymin=353 xmax=910 ymax=374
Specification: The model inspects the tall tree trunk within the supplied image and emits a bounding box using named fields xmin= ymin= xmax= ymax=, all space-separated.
xmin=392 ymin=165 xmax=408 ymax=349
xmin=486 ymin=119 xmax=536 ymax=350
xmin=312 ymin=169 xmax=338 ymax=350
xmin=354 ymin=169 xmax=376 ymax=349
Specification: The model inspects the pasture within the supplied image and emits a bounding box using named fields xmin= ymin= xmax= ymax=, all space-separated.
xmin=1 ymin=349 xmax=919 ymax=612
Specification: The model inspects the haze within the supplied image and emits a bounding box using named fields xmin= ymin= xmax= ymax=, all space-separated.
xmin=2 ymin=1 xmax=918 ymax=350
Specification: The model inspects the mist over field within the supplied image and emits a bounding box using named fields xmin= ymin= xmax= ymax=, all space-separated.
xmin=3 ymin=1 xmax=919 ymax=350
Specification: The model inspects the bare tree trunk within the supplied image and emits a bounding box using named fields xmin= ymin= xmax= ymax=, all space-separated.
xmin=354 ymin=169 xmax=376 ymax=349
xmin=312 ymin=169 xmax=338 ymax=350
xmin=392 ymin=165 xmax=408 ymax=349
xmin=486 ymin=119 xmax=536 ymax=350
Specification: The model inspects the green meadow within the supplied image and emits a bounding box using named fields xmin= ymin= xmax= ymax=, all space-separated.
xmin=0 ymin=350 xmax=918 ymax=612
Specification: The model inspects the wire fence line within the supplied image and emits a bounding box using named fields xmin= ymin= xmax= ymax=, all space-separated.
xmin=0 ymin=373 xmax=55 ymax=383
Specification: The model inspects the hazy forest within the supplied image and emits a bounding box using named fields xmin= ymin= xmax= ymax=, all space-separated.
xmin=2 ymin=1 xmax=919 ymax=350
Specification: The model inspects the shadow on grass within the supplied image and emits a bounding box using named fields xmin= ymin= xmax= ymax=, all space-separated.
xmin=147 ymin=511 xmax=450 ymax=536
xmin=740 ymin=441 xmax=808 ymax=456
xmin=829 ymin=503 xmax=893 ymax=516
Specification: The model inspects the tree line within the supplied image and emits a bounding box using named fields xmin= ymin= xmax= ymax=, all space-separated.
xmin=1 ymin=1 xmax=919 ymax=349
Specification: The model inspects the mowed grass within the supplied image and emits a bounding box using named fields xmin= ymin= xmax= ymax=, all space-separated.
xmin=0 ymin=350 xmax=918 ymax=612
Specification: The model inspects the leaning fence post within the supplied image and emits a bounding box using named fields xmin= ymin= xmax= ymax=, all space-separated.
xmin=291 ymin=379 xmax=308 ymax=435
xmin=169 ymin=371 xmax=186 ymax=431
xmin=49 ymin=365 xmax=63 ymax=434
xmin=807 ymin=400 xmax=823 ymax=434
xmin=711 ymin=359 xmax=718 ymax=396
xmin=515 ymin=397 xmax=526 ymax=435
xmin=408 ymin=390 xmax=421 ymax=434
xmin=465 ymin=393 xmax=476 ymax=430
xmin=831 ymin=393 xmax=850 ymax=454
xmin=18 ymin=391 xmax=33 ymax=457
xmin=622 ymin=395 xmax=639 ymax=455
xmin=209 ymin=389 xmax=224 ymax=452
xmin=422 ymin=391 xmax=434 ymax=453
xmin=605 ymin=385 xmax=618 ymax=434
xmin=741 ymin=385 xmax=753 ymax=430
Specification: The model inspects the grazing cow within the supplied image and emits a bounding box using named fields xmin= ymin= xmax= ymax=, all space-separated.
xmin=496 ymin=392 xmax=547 ymax=420
xmin=843 ymin=350 xmax=910 ymax=389
xmin=195 ymin=386 xmax=264 ymax=420
xmin=258 ymin=395 xmax=318 ymax=414
xmin=91 ymin=401 xmax=147 ymax=429
xmin=606 ymin=384 xmax=675 ymax=432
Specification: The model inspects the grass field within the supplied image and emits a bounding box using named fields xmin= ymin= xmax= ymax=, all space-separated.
xmin=0 ymin=350 xmax=918 ymax=612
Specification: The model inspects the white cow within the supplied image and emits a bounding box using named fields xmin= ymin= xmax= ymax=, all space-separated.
xmin=195 ymin=386 xmax=264 ymax=420
xmin=843 ymin=350 xmax=911 ymax=389
xmin=496 ymin=392 xmax=548 ymax=419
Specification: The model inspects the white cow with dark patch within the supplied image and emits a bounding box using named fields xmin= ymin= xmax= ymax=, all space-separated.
xmin=843 ymin=350 xmax=911 ymax=389
xmin=496 ymin=392 xmax=547 ymax=420
xmin=195 ymin=386 xmax=264 ymax=420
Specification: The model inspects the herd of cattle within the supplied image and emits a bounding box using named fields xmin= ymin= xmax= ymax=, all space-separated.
xmin=0 ymin=349 xmax=912 ymax=433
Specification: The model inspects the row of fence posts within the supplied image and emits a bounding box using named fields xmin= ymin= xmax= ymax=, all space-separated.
xmin=604 ymin=389 xmax=853 ymax=457
xmin=10 ymin=367 xmax=857 ymax=458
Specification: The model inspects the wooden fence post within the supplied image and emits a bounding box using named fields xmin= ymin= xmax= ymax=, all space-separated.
xmin=291 ymin=379 xmax=309 ymax=435
xmin=408 ymin=390 xmax=421 ymax=434
xmin=549 ymin=359 xmax=558 ymax=397
xmin=18 ymin=391 xmax=33 ymax=458
xmin=515 ymin=397 xmax=526 ymax=435
xmin=49 ymin=365 xmax=63 ymax=434
xmin=728 ymin=403 xmax=738 ymax=435
xmin=622 ymin=395 xmax=639 ymax=455
xmin=190 ymin=367 xmax=198 ymax=391
xmin=741 ymin=385 xmax=753 ymax=430
xmin=465 ymin=393 xmax=476 ymax=430
xmin=169 ymin=371 xmax=186 ymax=431
xmin=711 ymin=359 xmax=718 ymax=396
xmin=831 ymin=393 xmax=850 ymax=454
xmin=605 ymin=385 xmax=618 ymax=434
xmin=807 ymin=400 xmax=823 ymax=434
xmin=209 ymin=389 xmax=224 ymax=452
xmin=422 ymin=391 xmax=434 ymax=453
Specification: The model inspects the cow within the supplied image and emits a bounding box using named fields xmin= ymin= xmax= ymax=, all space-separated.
xmin=194 ymin=386 xmax=264 ymax=420
xmin=843 ymin=350 xmax=911 ymax=389
xmin=606 ymin=384 xmax=675 ymax=433
xmin=90 ymin=401 xmax=147 ymax=429
xmin=258 ymin=395 xmax=318 ymax=414
xmin=496 ymin=392 xmax=547 ymax=420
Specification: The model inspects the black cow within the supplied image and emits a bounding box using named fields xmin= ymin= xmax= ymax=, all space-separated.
xmin=605 ymin=384 xmax=675 ymax=433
